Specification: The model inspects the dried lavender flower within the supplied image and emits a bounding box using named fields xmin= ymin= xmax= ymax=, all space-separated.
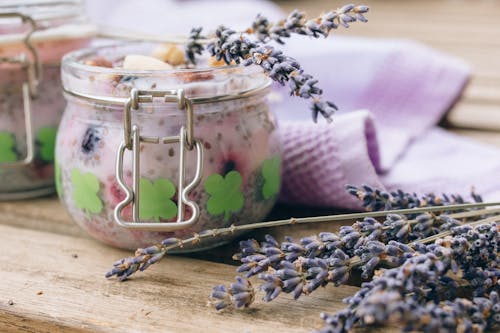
xmin=320 ymin=291 xmax=500 ymax=333
xmin=209 ymin=276 xmax=255 ymax=310
xmin=318 ymin=222 xmax=499 ymax=333
xmin=185 ymin=27 xmax=204 ymax=65
xmin=183 ymin=6 xmax=369 ymax=122
xmin=346 ymin=184 xmax=482 ymax=212
xmin=250 ymin=6 xmax=370 ymax=43
xmin=212 ymin=210 xmax=497 ymax=318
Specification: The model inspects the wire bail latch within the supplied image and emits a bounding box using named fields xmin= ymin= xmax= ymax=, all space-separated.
xmin=114 ymin=88 xmax=204 ymax=231
xmin=0 ymin=12 xmax=42 ymax=168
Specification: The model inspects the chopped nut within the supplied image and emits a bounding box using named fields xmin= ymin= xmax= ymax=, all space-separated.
xmin=123 ymin=54 xmax=173 ymax=70
xmin=84 ymin=57 xmax=113 ymax=68
xmin=152 ymin=44 xmax=185 ymax=66
xmin=174 ymin=71 xmax=214 ymax=83
xmin=208 ymin=56 xmax=234 ymax=67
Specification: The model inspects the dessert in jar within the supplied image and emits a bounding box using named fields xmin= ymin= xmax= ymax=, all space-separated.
xmin=57 ymin=42 xmax=282 ymax=250
xmin=0 ymin=0 xmax=94 ymax=199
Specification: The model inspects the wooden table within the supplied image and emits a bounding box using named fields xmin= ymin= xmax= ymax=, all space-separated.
xmin=1 ymin=1 xmax=499 ymax=332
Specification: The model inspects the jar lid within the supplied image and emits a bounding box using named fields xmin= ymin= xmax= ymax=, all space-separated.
xmin=62 ymin=42 xmax=272 ymax=106
xmin=0 ymin=0 xmax=96 ymax=45
xmin=0 ymin=0 xmax=84 ymax=23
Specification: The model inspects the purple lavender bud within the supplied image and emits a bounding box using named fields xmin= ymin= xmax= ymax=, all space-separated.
xmin=278 ymin=268 xmax=300 ymax=279
xmin=311 ymin=99 xmax=337 ymax=123
xmin=282 ymin=276 xmax=303 ymax=290
xmin=240 ymin=254 xmax=267 ymax=264
xmin=263 ymin=247 xmax=282 ymax=256
xmin=355 ymin=13 xmax=368 ymax=23
xmin=264 ymin=234 xmax=279 ymax=247
xmin=225 ymin=276 xmax=255 ymax=308
xmin=339 ymin=4 xmax=356 ymax=14
xmin=367 ymin=241 xmax=385 ymax=254
xmin=161 ymin=237 xmax=179 ymax=246
xmin=230 ymin=292 xmax=251 ymax=308
xmin=139 ymin=252 xmax=164 ymax=271
xmin=354 ymin=5 xmax=370 ymax=13
xmin=138 ymin=245 xmax=162 ymax=255
xmin=328 ymin=266 xmax=349 ymax=282
xmin=209 ymin=285 xmax=231 ymax=311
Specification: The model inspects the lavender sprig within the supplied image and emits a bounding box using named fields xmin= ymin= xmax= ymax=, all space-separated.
xmin=185 ymin=27 xmax=205 ymax=64
xmin=250 ymin=5 xmax=370 ymax=43
xmin=106 ymin=200 xmax=499 ymax=281
xmin=207 ymin=27 xmax=337 ymax=122
xmin=232 ymin=212 xmax=461 ymax=279
xmin=211 ymin=221 xmax=499 ymax=333
xmin=211 ymin=215 xmax=498 ymax=310
xmin=320 ymin=291 xmax=500 ymax=333
xmin=346 ymin=184 xmax=482 ymax=212
xmin=318 ymin=222 xmax=499 ymax=333
xmin=184 ymin=6 xmax=369 ymax=122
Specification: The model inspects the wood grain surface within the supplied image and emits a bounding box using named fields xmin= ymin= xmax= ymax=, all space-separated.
xmin=1 ymin=1 xmax=499 ymax=332
xmin=0 ymin=223 xmax=366 ymax=333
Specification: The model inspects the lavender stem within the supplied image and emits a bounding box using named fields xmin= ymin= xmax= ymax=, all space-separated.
xmin=106 ymin=201 xmax=500 ymax=280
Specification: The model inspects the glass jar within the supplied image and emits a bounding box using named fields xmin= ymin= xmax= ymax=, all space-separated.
xmin=0 ymin=0 xmax=94 ymax=199
xmin=58 ymin=42 xmax=282 ymax=251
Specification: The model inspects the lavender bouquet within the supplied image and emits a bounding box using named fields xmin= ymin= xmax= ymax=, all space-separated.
xmin=107 ymin=184 xmax=500 ymax=332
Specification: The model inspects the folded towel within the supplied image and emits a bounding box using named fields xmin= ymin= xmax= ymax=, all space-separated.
xmin=86 ymin=0 xmax=500 ymax=208
xmin=274 ymin=36 xmax=500 ymax=208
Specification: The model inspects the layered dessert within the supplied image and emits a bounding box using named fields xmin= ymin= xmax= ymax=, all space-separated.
xmin=0 ymin=38 xmax=90 ymax=199
xmin=57 ymin=42 xmax=282 ymax=250
xmin=0 ymin=1 xmax=93 ymax=199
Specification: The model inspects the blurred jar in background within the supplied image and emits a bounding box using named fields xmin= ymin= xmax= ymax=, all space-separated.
xmin=0 ymin=0 xmax=95 ymax=199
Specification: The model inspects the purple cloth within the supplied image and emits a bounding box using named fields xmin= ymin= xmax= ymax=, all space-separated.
xmin=274 ymin=36 xmax=500 ymax=208
xmin=86 ymin=0 xmax=500 ymax=208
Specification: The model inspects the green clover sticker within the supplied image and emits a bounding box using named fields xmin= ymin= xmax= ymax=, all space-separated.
xmin=205 ymin=170 xmax=244 ymax=221
xmin=37 ymin=127 xmax=57 ymax=162
xmin=261 ymin=156 xmax=281 ymax=200
xmin=139 ymin=177 xmax=177 ymax=221
xmin=71 ymin=169 xmax=103 ymax=215
xmin=0 ymin=131 xmax=17 ymax=163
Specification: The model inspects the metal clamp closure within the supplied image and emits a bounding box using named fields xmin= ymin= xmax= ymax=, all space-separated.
xmin=114 ymin=88 xmax=204 ymax=231
xmin=0 ymin=12 xmax=42 ymax=168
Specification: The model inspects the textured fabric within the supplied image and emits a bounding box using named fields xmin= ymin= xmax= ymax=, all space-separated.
xmin=273 ymin=36 xmax=471 ymax=170
xmin=273 ymin=36 xmax=500 ymax=208
xmin=279 ymin=111 xmax=384 ymax=210
xmin=85 ymin=0 xmax=500 ymax=209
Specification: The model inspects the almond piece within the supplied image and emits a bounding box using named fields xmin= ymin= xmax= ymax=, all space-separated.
xmin=151 ymin=44 xmax=185 ymax=66
xmin=122 ymin=54 xmax=173 ymax=70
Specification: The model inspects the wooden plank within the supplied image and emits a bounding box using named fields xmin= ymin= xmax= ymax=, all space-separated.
xmin=462 ymin=78 xmax=500 ymax=105
xmin=0 ymin=196 xmax=85 ymax=238
xmin=0 ymin=223 xmax=370 ymax=333
xmin=445 ymin=101 xmax=500 ymax=131
xmin=0 ymin=197 xmax=354 ymax=266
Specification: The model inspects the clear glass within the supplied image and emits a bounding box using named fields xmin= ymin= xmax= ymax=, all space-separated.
xmin=0 ymin=0 xmax=91 ymax=199
xmin=58 ymin=42 xmax=282 ymax=251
